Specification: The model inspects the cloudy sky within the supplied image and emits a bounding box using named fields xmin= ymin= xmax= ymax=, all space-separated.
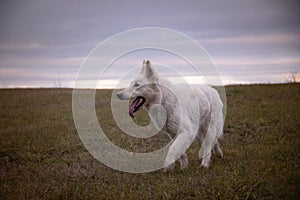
xmin=0 ymin=0 xmax=299 ymax=88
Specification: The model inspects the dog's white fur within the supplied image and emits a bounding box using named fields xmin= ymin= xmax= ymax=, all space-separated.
xmin=117 ymin=60 xmax=224 ymax=171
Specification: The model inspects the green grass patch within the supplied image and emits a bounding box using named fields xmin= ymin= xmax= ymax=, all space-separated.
xmin=1 ymin=84 xmax=299 ymax=199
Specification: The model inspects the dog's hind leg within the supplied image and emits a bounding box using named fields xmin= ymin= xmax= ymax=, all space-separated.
xmin=199 ymin=116 xmax=219 ymax=167
xmin=201 ymin=141 xmax=222 ymax=168
xmin=200 ymin=91 xmax=224 ymax=168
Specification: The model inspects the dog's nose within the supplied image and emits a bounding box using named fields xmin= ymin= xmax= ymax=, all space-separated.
xmin=116 ymin=92 xmax=123 ymax=99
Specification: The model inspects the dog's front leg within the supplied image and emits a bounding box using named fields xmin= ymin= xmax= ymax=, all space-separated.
xmin=163 ymin=130 xmax=195 ymax=172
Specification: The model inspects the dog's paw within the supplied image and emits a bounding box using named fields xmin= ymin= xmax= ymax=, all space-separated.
xmin=163 ymin=162 xmax=175 ymax=172
xmin=201 ymin=159 xmax=210 ymax=168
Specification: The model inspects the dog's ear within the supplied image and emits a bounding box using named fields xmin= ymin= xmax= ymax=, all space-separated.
xmin=141 ymin=60 xmax=156 ymax=80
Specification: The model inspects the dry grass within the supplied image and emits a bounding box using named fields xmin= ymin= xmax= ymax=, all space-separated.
xmin=1 ymin=84 xmax=299 ymax=199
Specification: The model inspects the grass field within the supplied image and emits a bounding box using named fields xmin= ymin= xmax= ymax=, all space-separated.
xmin=1 ymin=84 xmax=299 ymax=199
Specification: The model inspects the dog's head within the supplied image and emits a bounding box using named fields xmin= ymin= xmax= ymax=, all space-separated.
xmin=116 ymin=60 xmax=161 ymax=119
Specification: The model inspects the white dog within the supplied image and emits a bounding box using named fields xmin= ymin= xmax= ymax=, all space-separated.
xmin=117 ymin=60 xmax=224 ymax=171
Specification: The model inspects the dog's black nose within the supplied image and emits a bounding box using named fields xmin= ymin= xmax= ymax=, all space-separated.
xmin=116 ymin=93 xmax=123 ymax=99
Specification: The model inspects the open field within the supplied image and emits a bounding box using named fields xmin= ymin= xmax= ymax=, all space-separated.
xmin=1 ymin=84 xmax=299 ymax=199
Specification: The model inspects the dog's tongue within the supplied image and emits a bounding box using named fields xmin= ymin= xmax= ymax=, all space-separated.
xmin=129 ymin=99 xmax=139 ymax=119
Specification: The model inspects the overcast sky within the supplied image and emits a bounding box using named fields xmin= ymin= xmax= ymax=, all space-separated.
xmin=0 ymin=0 xmax=299 ymax=88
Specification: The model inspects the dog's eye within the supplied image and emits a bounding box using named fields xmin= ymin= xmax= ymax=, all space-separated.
xmin=134 ymin=83 xmax=140 ymax=87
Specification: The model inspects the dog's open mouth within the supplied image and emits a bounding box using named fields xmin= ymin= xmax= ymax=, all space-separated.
xmin=129 ymin=96 xmax=146 ymax=119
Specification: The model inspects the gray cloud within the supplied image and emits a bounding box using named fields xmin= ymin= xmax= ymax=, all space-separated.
xmin=0 ymin=0 xmax=300 ymax=87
